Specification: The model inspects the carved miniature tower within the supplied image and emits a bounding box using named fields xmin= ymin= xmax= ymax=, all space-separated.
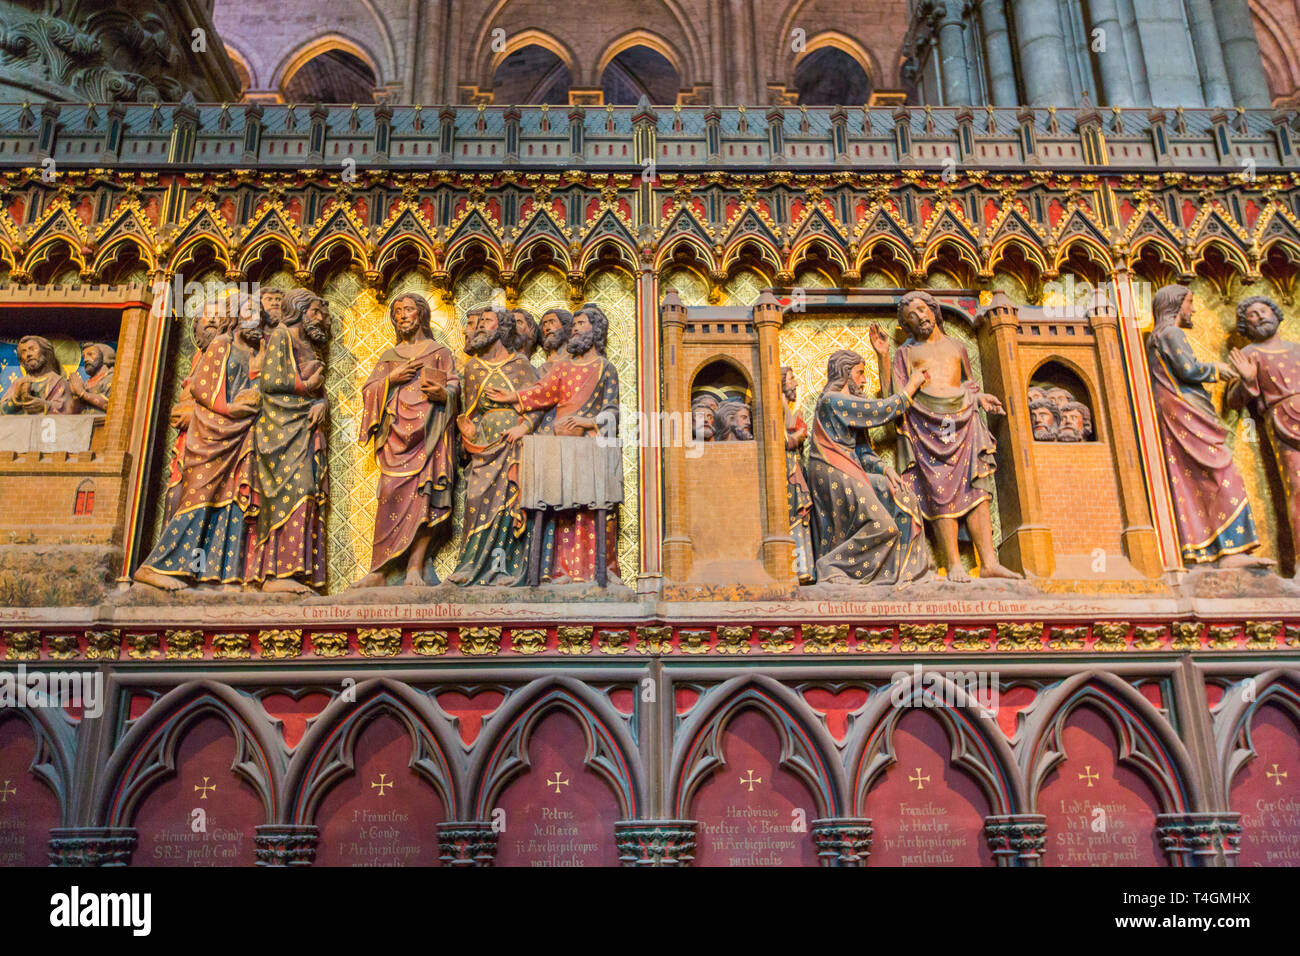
xmin=659 ymin=289 xmax=796 ymax=591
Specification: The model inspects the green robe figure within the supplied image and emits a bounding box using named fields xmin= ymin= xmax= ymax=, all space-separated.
xmin=246 ymin=289 xmax=332 ymax=593
xmin=449 ymin=307 xmax=542 ymax=586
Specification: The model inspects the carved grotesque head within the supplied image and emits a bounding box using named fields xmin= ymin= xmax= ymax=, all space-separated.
xmin=1027 ymin=385 xmax=1045 ymax=404
xmin=1046 ymin=387 xmax=1072 ymax=410
xmin=390 ymin=293 xmax=433 ymax=342
xmin=1029 ymin=398 xmax=1059 ymax=441
xmin=692 ymin=395 xmax=718 ymax=441
xmin=715 ymin=400 xmax=753 ymax=441
xmin=16 ymin=335 xmax=58 ymax=376
xmin=540 ymin=307 xmax=573 ymax=354
xmin=1236 ymin=295 xmax=1284 ymax=342
xmin=898 ymin=290 xmax=942 ymax=341
xmin=233 ymin=294 xmax=265 ymax=345
xmin=512 ymin=309 xmax=540 ymax=357
xmin=568 ymin=303 xmax=609 ymax=356
xmin=1058 ymin=401 xmax=1092 ymax=442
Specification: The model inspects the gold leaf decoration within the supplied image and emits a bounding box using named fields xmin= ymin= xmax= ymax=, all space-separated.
xmin=212 ymin=633 xmax=252 ymax=660
xmin=636 ymin=626 xmax=673 ymax=654
xmin=84 ymin=629 xmax=121 ymax=661
xmin=411 ymin=630 xmax=449 ymax=657
xmin=1094 ymin=622 xmax=1130 ymax=652
xmin=995 ymin=622 xmax=1043 ymax=652
xmin=951 ymin=627 xmax=992 ymax=651
xmin=127 ymin=632 xmax=160 ymax=660
xmin=1132 ymin=626 xmax=1167 ymax=651
xmin=358 ymin=627 xmax=401 ymax=657
xmin=803 ymin=624 xmax=849 ymax=654
xmin=899 ymin=623 xmax=947 ymax=653
xmin=757 ymin=627 xmax=795 ymax=654
xmin=1206 ymin=625 xmax=1240 ymax=650
xmin=855 ymin=627 xmax=895 ymax=653
xmin=45 ymin=634 xmax=79 ymax=660
xmin=510 ymin=628 xmax=548 ymax=655
xmin=1244 ymin=620 xmax=1280 ymax=649
xmin=165 ymin=629 xmax=204 ymax=660
xmin=679 ymin=630 xmax=712 ymax=654
xmin=597 ymin=630 xmax=631 ymax=655
xmin=459 ymin=627 xmax=501 ymax=656
xmin=557 ymin=626 xmax=593 ymax=655
xmin=1047 ymin=625 xmax=1088 ymax=651
xmin=311 ymin=632 xmax=350 ymax=658
xmin=716 ymin=626 xmax=752 ymax=655
xmin=1171 ymin=622 xmax=1202 ymax=651
xmin=3 ymin=630 xmax=39 ymax=661
xmin=259 ymin=629 xmax=303 ymax=660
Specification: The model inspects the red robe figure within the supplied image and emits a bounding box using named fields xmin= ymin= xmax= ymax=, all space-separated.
xmin=133 ymin=296 xmax=264 ymax=591
xmin=245 ymin=288 xmax=332 ymax=593
xmin=165 ymin=305 xmax=224 ymax=520
xmin=1149 ymin=284 xmax=1269 ymax=569
xmin=353 ymin=293 xmax=460 ymax=588
xmin=488 ymin=304 xmax=621 ymax=584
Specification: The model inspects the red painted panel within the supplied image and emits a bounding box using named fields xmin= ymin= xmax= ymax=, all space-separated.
xmin=314 ymin=713 xmax=445 ymax=866
xmin=802 ymin=687 xmax=868 ymax=744
xmin=260 ymin=692 xmax=330 ymax=749
xmin=1230 ymin=704 xmax=1300 ymax=866
xmin=0 ymin=715 xmax=62 ymax=865
xmin=690 ymin=709 xmax=819 ymax=867
xmin=437 ymin=690 xmax=505 ymax=746
xmin=492 ymin=710 xmax=621 ymax=867
xmin=864 ymin=709 xmax=991 ymax=866
xmin=131 ymin=715 xmax=264 ymax=866
xmin=1039 ymin=706 xmax=1163 ymax=866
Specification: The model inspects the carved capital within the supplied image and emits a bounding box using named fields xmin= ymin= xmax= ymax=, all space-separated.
xmin=437 ymin=821 xmax=499 ymax=866
xmin=49 ymin=827 xmax=137 ymax=867
xmin=615 ymin=820 xmax=698 ymax=866
xmin=984 ymin=814 xmax=1047 ymax=866
xmin=810 ymin=817 xmax=873 ymax=866
xmin=254 ymin=824 xmax=319 ymax=866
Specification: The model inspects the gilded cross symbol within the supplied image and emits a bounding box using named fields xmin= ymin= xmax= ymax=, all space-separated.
xmin=1078 ymin=766 xmax=1100 ymax=788
xmin=739 ymin=770 xmax=762 ymax=792
xmin=1266 ymin=763 xmax=1288 ymax=787
xmin=0 ymin=780 xmax=15 ymax=803
xmin=908 ymin=768 xmax=930 ymax=790
xmin=193 ymin=776 xmax=216 ymax=799
xmin=547 ymin=772 xmax=569 ymax=794
xmin=371 ymin=773 xmax=393 ymax=796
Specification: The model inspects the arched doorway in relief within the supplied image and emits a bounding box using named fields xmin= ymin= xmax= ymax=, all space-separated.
xmin=0 ymin=712 xmax=66 ymax=865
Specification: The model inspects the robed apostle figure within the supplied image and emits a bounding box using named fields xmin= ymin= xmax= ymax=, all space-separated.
xmin=884 ymin=292 xmax=1020 ymax=582
xmin=134 ymin=296 xmax=265 ymax=590
xmin=488 ymin=303 xmax=621 ymax=584
xmin=353 ymin=293 xmax=460 ymax=588
xmin=781 ymin=367 xmax=815 ymax=584
xmin=70 ymin=343 xmax=113 ymax=414
xmin=808 ymin=348 xmax=932 ymax=586
xmin=448 ymin=306 xmax=542 ymax=586
xmin=165 ymin=303 xmax=225 ymax=520
xmin=1148 ymin=284 xmax=1270 ymax=569
xmin=246 ymin=288 xmax=333 ymax=592
xmin=1227 ymin=295 xmax=1300 ymax=575
xmin=1 ymin=335 xmax=71 ymax=415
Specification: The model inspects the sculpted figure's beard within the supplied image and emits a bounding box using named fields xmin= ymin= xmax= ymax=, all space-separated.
xmin=782 ymin=383 xmax=797 ymax=402
xmin=567 ymin=328 xmax=597 ymax=356
xmin=1056 ymin=426 xmax=1082 ymax=443
xmin=729 ymin=424 xmax=753 ymax=440
xmin=303 ymin=317 xmax=329 ymax=346
xmin=844 ymin=379 xmax=864 ymax=397
xmin=1033 ymin=425 xmax=1058 ymax=441
xmin=543 ymin=328 xmax=568 ymax=353
xmin=467 ymin=326 xmax=503 ymax=356
xmin=694 ymin=421 xmax=714 ymax=441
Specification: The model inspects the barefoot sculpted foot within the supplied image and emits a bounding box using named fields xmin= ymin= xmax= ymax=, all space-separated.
xmin=261 ymin=578 xmax=313 ymax=594
xmin=350 ymin=571 xmax=387 ymax=589
xmin=980 ymin=562 xmax=1024 ymax=580
xmin=946 ymin=565 xmax=971 ymax=583
xmin=132 ymin=567 xmax=185 ymax=591
xmin=1216 ymin=553 xmax=1276 ymax=570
